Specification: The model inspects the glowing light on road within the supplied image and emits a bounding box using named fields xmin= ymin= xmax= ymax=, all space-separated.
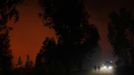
xmin=99 ymin=65 xmax=114 ymax=73
xmin=101 ymin=65 xmax=107 ymax=70
xmin=91 ymin=65 xmax=114 ymax=73
xmin=90 ymin=60 xmax=115 ymax=75
xmin=108 ymin=66 xmax=113 ymax=70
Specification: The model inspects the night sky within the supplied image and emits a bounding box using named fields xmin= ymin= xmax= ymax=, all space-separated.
xmin=8 ymin=0 xmax=134 ymax=65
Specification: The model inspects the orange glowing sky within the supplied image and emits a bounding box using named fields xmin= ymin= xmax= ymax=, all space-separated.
xmin=9 ymin=0 xmax=56 ymax=65
xmin=8 ymin=0 xmax=134 ymax=65
xmin=8 ymin=0 xmax=113 ymax=65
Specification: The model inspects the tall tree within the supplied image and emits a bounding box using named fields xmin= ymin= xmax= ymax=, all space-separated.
xmin=0 ymin=0 xmax=21 ymax=73
xmin=36 ymin=37 xmax=57 ymax=75
xmin=37 ymin=0 xmax=100 ymax=75
xmin=16 ymin=56 xmax=23 ymax=68
xmin=25 ymin=55 xmax=33 ymax=69
xmin=24 ymin=55 xmax=34 ymax=75
xmin=108 ymin=8 xmax=134 ymax=74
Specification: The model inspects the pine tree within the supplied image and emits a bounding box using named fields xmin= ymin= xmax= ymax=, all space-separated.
xmin=24 ymin=55 xmax=33 ymax=75
xmin=25 ymin=55 xmax=33 ymax=69
xmin=16 ymin=56 xmax=23 ymax=68
xmin=35 ymin=38 xmax=57 ymax=75
xmin=36 ymin=0 xmax=100 ymax=75
xmin=0 ymin=29 xmax=12 ymax=72
xmin=108 ymin=8 xmax=134 ymax=66
xmin=0 ymin=0 xmax=21 ymax=73
xmin=108 ymin=8 xmax=134 ymax=74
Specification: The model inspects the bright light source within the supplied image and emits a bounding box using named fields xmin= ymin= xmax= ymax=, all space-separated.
xmin=103 ymin=66 xmax=107 ymax=69
xmin=100 ymin=65 xmax=107 ymax=70
xmin=99 ymin=65 xmax=114 ymax=73
xmin=91 ymin=64 xmax=114 ymax=75
xmin=108 ymin=66 xmax=113 ymax=70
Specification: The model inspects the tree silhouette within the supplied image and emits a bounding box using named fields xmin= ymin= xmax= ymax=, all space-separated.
xmin=0 ymin=30 xmax=12 ymax=73
xmin=25 ymin=55 xmax=33 ymax=69
xmin=108 ymin=8 xmax=134 ymax=74
xmin=0 ymin=0 xmax=21 ymax=74
xmin=35 ymin=38 xmax=57 ymax=75
xmin=16 ymin=56 xmax=23 ymax=68
xmin=24 ymin=55 xmax=33 ymax=75
xmin=37 ymin=0 xmax=100 ymax=75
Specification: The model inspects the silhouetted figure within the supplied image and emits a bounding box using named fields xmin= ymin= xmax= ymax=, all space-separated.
xmin=97 ymin=66 xmax=100 ymax=71
xmin=93 ymin=66 xmax=97 ymax=71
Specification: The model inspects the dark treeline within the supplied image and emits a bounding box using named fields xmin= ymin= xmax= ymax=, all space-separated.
xmin=0 ymin=0 xmax=134 ymax=75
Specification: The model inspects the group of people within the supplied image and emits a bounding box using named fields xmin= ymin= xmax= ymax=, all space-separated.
xmin=94 ymin=65 xmax=100 ymax=71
